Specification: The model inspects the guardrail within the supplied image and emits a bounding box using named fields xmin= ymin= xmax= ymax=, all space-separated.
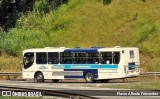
xmin=140 ymin=72 xmax=160 ymax=81
xmin=0 ymin=72 xmax=22 ymax=80
xmin=0 ymin=72 xmax=22 ymax=76
xmin=140 ymin=72 xmax=160 ymax=76
xmin=0 ymin=72 xmax=160 ymax=80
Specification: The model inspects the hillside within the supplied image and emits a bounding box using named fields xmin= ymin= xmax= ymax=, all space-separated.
xmin=0 ymin=0 xmax=160 ymax=72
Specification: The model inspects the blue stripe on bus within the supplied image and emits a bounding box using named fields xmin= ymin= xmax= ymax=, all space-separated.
xmin=64 ymin=48 xmax=99 ymax=52
xmin=52 ymin=64 xmax=118 ymax=69
xmin=64 ymin=69 xmax=98 ymax=79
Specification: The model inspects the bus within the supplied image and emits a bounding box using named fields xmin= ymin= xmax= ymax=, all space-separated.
xmin=22 ymin=46 xmax=140 ymax=83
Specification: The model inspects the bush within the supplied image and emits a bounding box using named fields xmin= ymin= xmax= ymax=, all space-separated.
xmin=103 ymin=0 xmax=112 ymax=5
xmin=2 ymin=28 xmax=49 ymax=56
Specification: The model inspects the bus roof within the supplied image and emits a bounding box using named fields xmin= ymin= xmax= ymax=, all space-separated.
xmin=64 ymin=48 xmax=99 ymax=52
xmin=23 ymin=47 xmax=66 ymax=53
xmin=23 ymin=47 xmax=138 ymax=53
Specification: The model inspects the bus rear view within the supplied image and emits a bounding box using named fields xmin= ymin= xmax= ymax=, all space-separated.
xmin=123 ymin=48 xmax=140 ymax=78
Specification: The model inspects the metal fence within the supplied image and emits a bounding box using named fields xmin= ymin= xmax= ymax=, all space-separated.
xmin=0 ymin=72 xmax=21 ymax=80
xmin=140 ymin=72 xmax=160 ymax=76
xmin=0 ymin=72 xmax=160 ymax=80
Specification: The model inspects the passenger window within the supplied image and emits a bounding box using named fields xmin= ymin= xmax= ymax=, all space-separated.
xmin=48 ymin=52 xmax=59 ymax=64
xmin=101 ymin=52 xmax=112 ymax=64
xmin=36 ymin=53 xmax=47 ymax=64
xmin=23 ymin=53 xmax=34 ymax=69
xmin=130 ymin=50 xmax=134 ymax=59
xmin=74 ymin=52 xmax=86 ymax=64
xmin=60 ymin=52 xmax=73 ymax=64
xmin=113 ymin=52 xmax=120 ymax=64
xmin=86 ymin=53 xmax=99 ymax=64
xmin=60 ymin=52 xmax=99 ymax=64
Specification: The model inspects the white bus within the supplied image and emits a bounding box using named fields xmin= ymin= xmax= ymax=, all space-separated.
xmin=22 ymin=46 xmax=140 ymax=83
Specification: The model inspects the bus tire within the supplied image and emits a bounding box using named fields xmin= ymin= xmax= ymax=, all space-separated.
xmin=52 ymin=79 xmax=59 ymax=83
xmin=85 ymin=72 xmax=94 ymax=83
xmin=35 ymin=72 xmax=44 ymax=83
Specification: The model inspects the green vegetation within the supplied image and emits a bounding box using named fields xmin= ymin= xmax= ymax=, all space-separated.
xmin=99 ymin=81 xmax=160 ymax=90
xmin=0 ymin=0 xmax=160 ymax=72
xmin=0 ymin=54 xmax=21 ymax=72
xmin=0 ymin=0 xmax=67 ymax=31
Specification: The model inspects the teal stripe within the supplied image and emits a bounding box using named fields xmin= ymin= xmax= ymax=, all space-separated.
xmin=100 ymin=64 xmax=118 ymax=68
xmin=52 ymin=64 xmax=118 ymax=69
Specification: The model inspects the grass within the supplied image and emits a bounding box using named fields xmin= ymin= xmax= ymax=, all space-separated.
xmin=0 ymin=54 xmax=21 ymax=72
xmin=99 ymin=81 xmax=160 ymax=90
xmin=2 ymin=0 xmax=160 ymax=55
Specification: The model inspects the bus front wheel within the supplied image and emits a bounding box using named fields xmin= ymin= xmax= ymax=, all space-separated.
xmin=35 ymin=72 xmax=44 ymax=83
xmin=85 ymin=72 xmax=94 ymax=83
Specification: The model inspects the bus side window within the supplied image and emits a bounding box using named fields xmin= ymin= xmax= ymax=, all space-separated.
xmin=130 ymin=50 xmax=134 ymax=59
xmin=113 ymin=52 xmax=120 ymax=64
xmin=75 ymin=53 xmax=86 ymax=64
xmin=48 ymin=52 xmax=59 ymax=64
xmin=87 ymin=52 xmax=99 ymax=64
xmin=36 ymin=53 xmax=47 ymax=64
xmin=60 ymin=52 xmax=73 ymax=64
xmin=101 ymin=52 xmax=112 ymax=64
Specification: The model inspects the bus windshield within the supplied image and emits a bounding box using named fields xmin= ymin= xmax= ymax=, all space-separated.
xmin=23 ymin=53 xmax=34 ymax=69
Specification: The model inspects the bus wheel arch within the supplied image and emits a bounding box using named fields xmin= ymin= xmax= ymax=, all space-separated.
xmin=84 ymin=72 xmax=95 ymax=83
xmin=34 ymin=71 xmax=44 ymax=83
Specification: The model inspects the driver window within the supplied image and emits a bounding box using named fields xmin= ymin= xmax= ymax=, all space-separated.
xmin=23 ymin=53 xmax=34 ymax=69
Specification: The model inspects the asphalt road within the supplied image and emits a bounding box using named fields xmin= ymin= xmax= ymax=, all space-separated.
xmin=0 ymin=80 xmax=159 ymax=99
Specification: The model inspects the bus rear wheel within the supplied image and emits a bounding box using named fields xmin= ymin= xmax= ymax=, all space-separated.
xmin=85 ymin=72 xmax=94 ymax=83
xmin=35 ymin=72 xmax=44 ymax=83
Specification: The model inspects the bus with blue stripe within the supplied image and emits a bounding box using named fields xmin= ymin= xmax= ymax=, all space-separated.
xmin=22 ymin=46 xmax=140 ymax=83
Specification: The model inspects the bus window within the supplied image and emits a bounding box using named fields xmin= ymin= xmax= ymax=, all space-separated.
xmin=101 ymin=52 xmax=112 ymax=64
xmin=60 ymin=52 xmax=73 ymax=64
xmin=87 ymin=52 xmax=99 ymax=64
xmin=23 ymin=53 xmax=34 ymax=69
xmin=36 ymin=53 xmax=47 ymax=64
xmin=74 ymin=52 xmax=86 ymax=64
xmin=48 ymin=52 xmax=59 ymax=64
xmin=130 ymin=50 xmax=134 ymax=59
xmin=113 ymin=52 xmax=120 ymax=64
